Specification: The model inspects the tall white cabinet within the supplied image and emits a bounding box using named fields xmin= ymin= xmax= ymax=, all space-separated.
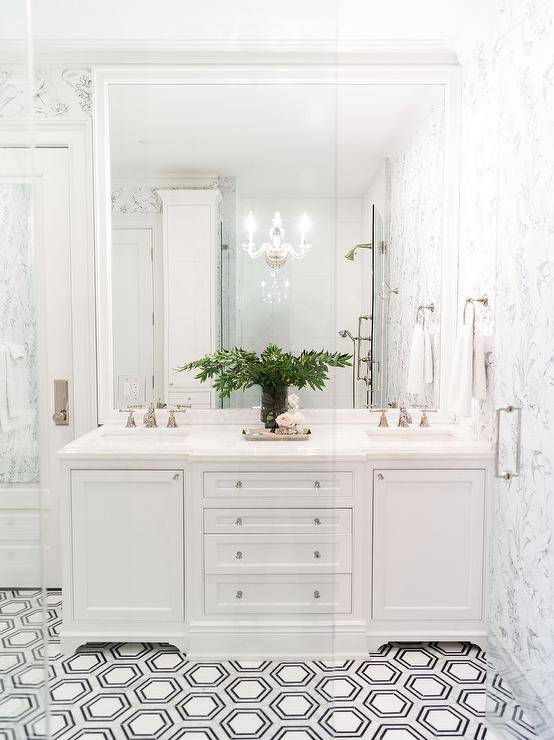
xmin=158 ymin=188 xmax=221 ymax=408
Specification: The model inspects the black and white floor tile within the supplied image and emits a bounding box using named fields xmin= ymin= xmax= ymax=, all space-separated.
xmin=0 ymin=590 xmax=537 ymax=739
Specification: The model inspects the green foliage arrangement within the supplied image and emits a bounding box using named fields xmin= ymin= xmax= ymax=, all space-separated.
xmin=177 ymin=343 xmax=352 ymax=399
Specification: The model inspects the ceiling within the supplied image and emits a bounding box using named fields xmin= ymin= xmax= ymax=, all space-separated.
xmin=3 ymin=0 xmax=498 ymax=51
xmin=109 ymin=83 xmax=443 ymax=198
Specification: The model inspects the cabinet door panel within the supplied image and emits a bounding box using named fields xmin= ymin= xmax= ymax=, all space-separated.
xmin=373 ymin=469 xmax=485 ymax=621
xmin=71 ymin=470 xmax=184 ymax=622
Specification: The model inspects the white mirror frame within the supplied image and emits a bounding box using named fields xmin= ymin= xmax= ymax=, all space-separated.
xmin=93 ymin=52 xmax=461 ymax=424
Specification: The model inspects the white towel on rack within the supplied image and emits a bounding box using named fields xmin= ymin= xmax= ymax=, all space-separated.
xmin=406 ymin=324 xmax=425 ymax=396
xmin=448 ymin=323 xmax=491 ymax=417
xmin=448 ymin=323 xmax=473 ymax=417
xmin=424 ymin=327 xmax=434 ymax=385
xmin=0 ymin=343 xmax=31 ymax=433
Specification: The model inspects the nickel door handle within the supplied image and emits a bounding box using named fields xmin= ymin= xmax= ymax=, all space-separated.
xmin=495 ymin=405 xmax=522 ymax=480
xmin=52 ymin=379 xmax=69 ymax=426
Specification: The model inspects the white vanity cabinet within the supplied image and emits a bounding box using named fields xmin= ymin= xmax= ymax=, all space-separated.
xmin=372 ymin=469 xmax=485 ymax=622
xmin=60 ymin=469 xmax=187 ymax=653
xmin=58 ymin=430 xmax=490 ymax=657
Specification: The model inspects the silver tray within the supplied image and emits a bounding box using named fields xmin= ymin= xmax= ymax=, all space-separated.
xmin=242 ymin=427 xmax=312 ymax=441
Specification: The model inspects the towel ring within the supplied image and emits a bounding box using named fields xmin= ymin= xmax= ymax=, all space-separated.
xmin=416 ymin=303 xmax=435 ymax=328
xmin=463 ymin=295 xmax=489 ymax=328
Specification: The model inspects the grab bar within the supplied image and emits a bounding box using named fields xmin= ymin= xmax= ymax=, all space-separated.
xmin=495 ymin=405 xmax=522 ymax=480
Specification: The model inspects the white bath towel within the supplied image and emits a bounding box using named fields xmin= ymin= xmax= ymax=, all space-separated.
xmin=424 ymin=327 xmax=434 ymax=385
xmin=406 ymin=324 xmax=425 ymax=396
xmin=0 ymin=343 xmax=31 ymax=433
xmin=448 ymin=323 xmax=491 ymax=417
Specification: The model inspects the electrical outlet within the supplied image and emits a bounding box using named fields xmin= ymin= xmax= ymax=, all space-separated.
xmin=118 ymin=375 xmax=144 ymax=407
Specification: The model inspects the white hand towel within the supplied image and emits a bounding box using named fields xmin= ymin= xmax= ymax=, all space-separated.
xmin=472 ymin=327 xmax=487 ymax=401
xmin=448 ymin=323 xmax=473 ymax=417
xmin=0 ymin=343 xmax=31 ymax=433
xmin=4 ymin=343 xmax=28 ymax=419
xmin=424 ymin=328 xmax=434 ymax=385
xmin=406 ymin=323 xmax=425 ymax=396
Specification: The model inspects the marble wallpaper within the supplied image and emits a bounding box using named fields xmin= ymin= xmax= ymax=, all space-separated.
xmin=386 ymin=102 xmax=444 ymax=408
xmin=0 ymin=184 xmax=39 ymax=484
xmin=457 ymin=0 xmax=554 ymax=734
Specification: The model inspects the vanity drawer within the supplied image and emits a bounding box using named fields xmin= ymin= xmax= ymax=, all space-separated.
xmin=204 ymin=508 xmax=352 ymax=535
xmin=203 ymin=471 xmax=353 ymax=498
xmin=205 ymin=534 xmax=351 ymax=574
xmin=205 ymin=574 xmax=351 ymax=614
xmin=168 ymin=389 xmax=212 ymax=408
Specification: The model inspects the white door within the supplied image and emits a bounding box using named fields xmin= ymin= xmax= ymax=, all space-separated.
xmin=372 ymin=468 xmax=486 ymax=621
xmin=111 ymin=226 xmax=155 ymax=408
xmin=0 ymin=146 xmax=74 ymax=588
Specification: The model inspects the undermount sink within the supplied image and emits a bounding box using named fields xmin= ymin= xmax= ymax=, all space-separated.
xmin=365 ymin=427 xmax=460 ymax=443
xmin=97 ymin=427 xmax=190 ymax=446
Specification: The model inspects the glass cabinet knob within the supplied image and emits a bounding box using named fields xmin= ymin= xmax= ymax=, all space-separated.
xmin=235 ymin=481 xmax=243 ymax=488
xmin=313 ymin=518 xmax=321 ymax=526
xmin=314 ymin=481 xmax=321 ymax=489
xmin=313 ymin=590 xmax=320 ymax=599
xmin=235 ymin=517 xmax=243 ymax=526
xmin=235 ymin=551 xmax=243 ymax=560
xmin=314 ymin=551 xmax=321 ymax=559
xmin=236 ymin=590 xmax=243 ymax=599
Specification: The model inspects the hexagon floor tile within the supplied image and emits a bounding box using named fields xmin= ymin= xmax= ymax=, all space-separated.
xmin=0 ymin=589 xmax=539 ymax=739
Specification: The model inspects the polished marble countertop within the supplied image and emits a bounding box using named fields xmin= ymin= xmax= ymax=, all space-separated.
xmin=58 ymin=421 xmax=492 ymax=462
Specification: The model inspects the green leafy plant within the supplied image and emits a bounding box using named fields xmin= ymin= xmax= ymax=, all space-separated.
xmin=176 ymin=343 xmax=352 ymax=399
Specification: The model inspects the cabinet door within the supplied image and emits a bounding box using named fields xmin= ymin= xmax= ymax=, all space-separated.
xmin=373 ymin=469 xmax=485 ymax=621
xmin=71 ymin=470 xmax=184 ymax=622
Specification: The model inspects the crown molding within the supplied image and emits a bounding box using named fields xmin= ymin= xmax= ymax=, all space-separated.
xmin=112 ymin=173 xmax=219 ymax=189
xmin=0 ymin=38 xmax=459 ymax=66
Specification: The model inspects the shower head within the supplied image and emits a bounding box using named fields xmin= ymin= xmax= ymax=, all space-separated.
xmin=345 ymin=243 xmax=372 ymax=261
xmin=339 ymin=329 xmax=355 ymax=341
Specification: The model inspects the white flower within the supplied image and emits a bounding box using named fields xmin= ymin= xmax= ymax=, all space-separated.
xmin=287 ymin=394 xmax=300 ymax=411
xmin=292 ymin=411 xmax=305 ymax=426
xmin=276 ymin=412 xmax=296 ymax=428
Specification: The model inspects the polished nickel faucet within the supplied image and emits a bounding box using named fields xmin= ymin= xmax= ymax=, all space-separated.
xmin=143 ymin=402 xmax=158 ymax=428
xmin=398 ymin=406 xmax=412 ymax=427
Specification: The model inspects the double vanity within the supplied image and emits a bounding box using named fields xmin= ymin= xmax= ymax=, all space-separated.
xmin=58 ymin=418 xmax=491 ymax=658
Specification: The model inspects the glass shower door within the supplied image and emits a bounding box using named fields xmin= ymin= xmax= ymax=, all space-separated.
xmin=0 ymin=22 xmax=51 ymax=735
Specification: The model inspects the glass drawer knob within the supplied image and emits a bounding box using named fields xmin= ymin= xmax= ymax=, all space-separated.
xmin=235 ymin=518 xmax=243 ymax=526
xmin=172 ymin=473 xmax=181 ymax=480
xmin=377 ymin=473 xmax=384 ymax=480
xmin=314 ymin=481 xmax=321 ymax=489
xmin=314 ymin=551 xmax=321 ymax=559
xmin=235 ymin=481 xmax=243 ymax=488
xmin=236 ymin=551 xmax=243 ymax=559
xmin=236 ymin=590 xmax=243 ymax=599
xmin=314 ymin=518 xmax=321 ymax=526
xmin=313 ymin=590 xmax=320 ymax=599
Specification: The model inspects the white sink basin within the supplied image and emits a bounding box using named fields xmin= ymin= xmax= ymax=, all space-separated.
xmin=365 ymin=427 xmax=459 ymax=444
xmin=97 ymin=427 xmax=190 ymax=446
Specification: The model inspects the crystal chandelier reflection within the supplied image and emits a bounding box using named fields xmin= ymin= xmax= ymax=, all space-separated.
xmin=242 ymin=211 xmax=312 ymax=269
xmin=261 ymin=272 xmax=290 ymax=304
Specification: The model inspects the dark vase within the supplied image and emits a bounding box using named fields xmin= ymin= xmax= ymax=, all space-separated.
xmin=260 ymin=386 xmax=288 ymax=430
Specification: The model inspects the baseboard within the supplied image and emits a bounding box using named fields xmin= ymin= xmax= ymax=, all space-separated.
xmin=488 ymin=631 xmax=554 ymax=739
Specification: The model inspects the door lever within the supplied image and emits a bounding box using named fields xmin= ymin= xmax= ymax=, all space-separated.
xmin=52 ymin=379 xmax=69 ymax=426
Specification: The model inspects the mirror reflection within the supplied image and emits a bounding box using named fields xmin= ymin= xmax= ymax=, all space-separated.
xmin=109 ymin=83 xmax=444 ymax=411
